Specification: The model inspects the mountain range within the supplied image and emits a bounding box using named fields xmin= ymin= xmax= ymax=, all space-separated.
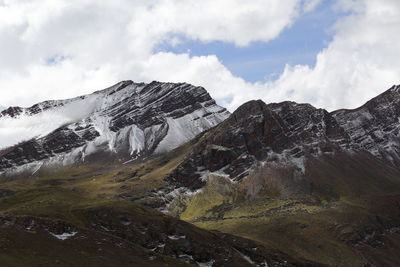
xmin=1 ymin=81 xmax=400 ymax=266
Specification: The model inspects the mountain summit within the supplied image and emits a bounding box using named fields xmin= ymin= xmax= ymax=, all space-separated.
xmin=0 ymin=81 xmax=229 ymax=175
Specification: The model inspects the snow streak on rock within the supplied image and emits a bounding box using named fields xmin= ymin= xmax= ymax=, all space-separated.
xmin=0 ymin=81 xmax=229 ymax=174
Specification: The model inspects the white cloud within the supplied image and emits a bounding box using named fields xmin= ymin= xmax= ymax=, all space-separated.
xmin=0 ymin=0 xmax=317 ymax=108
xmin=303 ymin=0 xmax=321 ymax=12
xmin=121 ymin=0 xmax=400 ymax=113
xmin=1 ymin=0 xmax=399 ymax=118
xmin=168 ymin=0 xmax=400 ymax=112
xmin=132 ymin=52 xmax=258 ymax=109
xmin=0 ymin=96 xmax=99 ymax=148
xmin=127 ymin=0 xmax=303 ymax=47
xmin=263 ymin=0 xmax=400 ymax=111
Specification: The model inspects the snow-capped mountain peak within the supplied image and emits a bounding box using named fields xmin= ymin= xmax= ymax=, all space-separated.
xmin=0 ymin=81 xmax=229 ymax=175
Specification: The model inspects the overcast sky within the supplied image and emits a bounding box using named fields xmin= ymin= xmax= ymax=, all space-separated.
xmin=1 ymin=0 xmax=400 ymax=112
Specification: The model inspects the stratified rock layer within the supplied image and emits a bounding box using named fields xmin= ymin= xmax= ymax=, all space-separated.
xmin=0 ymin=81 xmax=229 ymax=174
xmin=167 ymin=85 xmax=400 ymax=191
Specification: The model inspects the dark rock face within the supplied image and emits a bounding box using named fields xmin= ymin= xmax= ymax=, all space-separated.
xmin=167 ymin=85 xmax=400 ymax=191
xmin=333 ymin=85 xmax=400 ymax=165
xmin=0 ymin=106 xmax=23 ymax=118
xmin=0 ymin=126 xmax=101 ymax=171
xmin=167 ymin=100 xmax=348 ymax=190
xmin=107 ymin=81 xmax=216 ymax=131
xmin=0 ymin=81 xmax=229 ymax=174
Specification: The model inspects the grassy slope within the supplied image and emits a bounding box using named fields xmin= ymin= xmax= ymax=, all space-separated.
xmin=2 ymin=141 xmax=303 ymax=267
xmin=0 ymin=180 xmax=194 ymax=266
xmin=0 ymin=139 xmax=194 ymax=214
xmin=2 ymin=140 xmax=400 ymax=266
xmin=174 ymin=153 xmax=400 ymax=266
xmin=0 ymin=143 xmax=197 ymax=266
xmin=0 ymin=216 xmax=189 ymax=267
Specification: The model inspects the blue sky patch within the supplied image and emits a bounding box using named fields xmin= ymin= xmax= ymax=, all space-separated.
xmin=45 ymin=55 xmax=70 ymax=66
xmin=157 ymin=1 xmax=342 ymax=83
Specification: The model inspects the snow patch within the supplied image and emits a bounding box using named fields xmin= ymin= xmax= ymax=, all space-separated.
xmin=238 ymin=251 xmax=269 ymax=267
xmin=128 ymin=125 xmax=145 ymax=155
xmin=241 ymin=253 xmax=256 ymax=265
xmin=197 ymin=259 xmax=215 ymax=267
xmin=168 ymin=234 xmax=186 ymax=240
xmin=154 ymin=106 xmax=228 ymax=154
xmin=31 ymin=162 xmax=43 ymax=175
xmin=25 ymin=220 xmax=35 ymax=231
xmin=51 ymin=231 xmax=78 ymax=240
xmin=179 ymin=253 xmax=194 ymax=261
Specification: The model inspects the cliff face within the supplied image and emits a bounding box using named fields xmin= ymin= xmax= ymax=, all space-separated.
xmin=332 ymin=85 xmax=400 ymax=164
xmin=167 ymin=85 xmax=400 ymax=191
xmin=0 ymin=81 xmax=229 ymax=175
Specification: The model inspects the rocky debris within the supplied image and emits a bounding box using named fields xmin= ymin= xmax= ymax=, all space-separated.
xmin=83 ymin=207 xmax=321 ymax=267
xmin=0 ymin=208 xmax=322 ymax=267
xmin=0 ymin=216 xmax=78 ymax=239
xmin=0 ymin=215 xmax=190 ymax=267
xmin=0 ymin=81 xmax=229 ymax=174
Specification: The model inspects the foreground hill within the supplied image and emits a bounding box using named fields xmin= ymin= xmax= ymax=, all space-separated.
xmin=0 ymin=153 xmax=317 ymax=267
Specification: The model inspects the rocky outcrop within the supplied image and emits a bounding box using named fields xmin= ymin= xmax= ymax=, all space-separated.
xmin=333 ymin=85 xmax=400 ymax=165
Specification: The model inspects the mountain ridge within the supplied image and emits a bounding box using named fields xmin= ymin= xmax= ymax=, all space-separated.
xmin=0 ymin=80 xmax=229 ymax=175
xmin=164 ymin=84 xmax=400 ymax=192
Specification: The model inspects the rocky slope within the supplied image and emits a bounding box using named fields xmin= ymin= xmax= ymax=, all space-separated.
xmin=166 ymin=85 xmax=400 ymax=193
xmin=0 ymin=81 xmax=229 ymax=175
xmin=332 ymin=85 xmax=400 ymax=164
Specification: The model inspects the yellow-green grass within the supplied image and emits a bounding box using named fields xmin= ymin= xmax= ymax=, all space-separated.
xmin=179 ymin=174 xmax=236 ymax=221
xmin=193 ymin=204 xmax=366 ymax=266
xmin=2 ymin=140 xmax=400 ymax=266
xmin=0 ymin=140 xmax=194 ymax=206
xmin=173 ymin=166 xmax=400 ymax=266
